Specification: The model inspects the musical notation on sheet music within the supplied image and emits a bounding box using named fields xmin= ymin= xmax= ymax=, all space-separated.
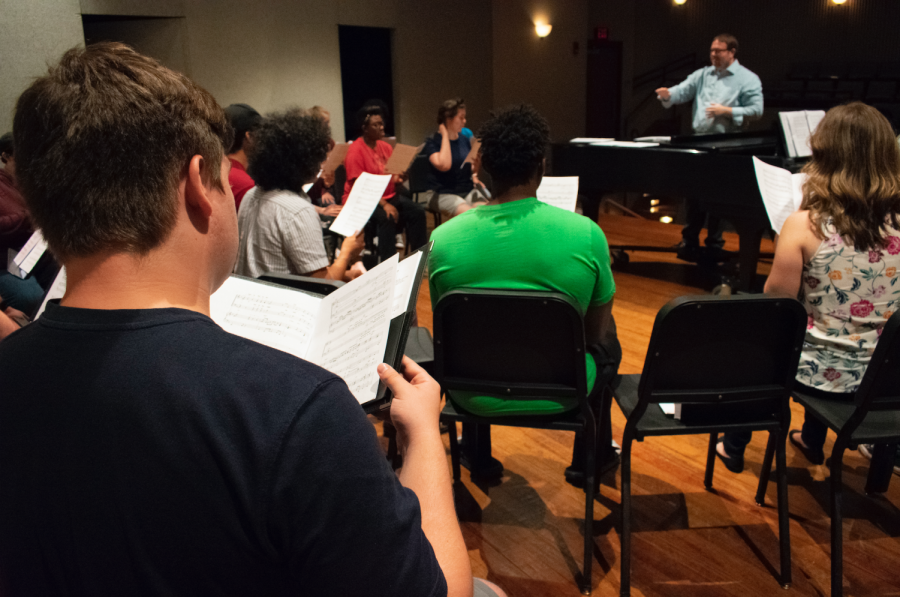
xmin=211 ymin=277 xmax=321 ymax=359
xmin=536 ymin=176 xmax=579 ymax=212
xmin=309 ymin=255 xmax=398 ymax=404
xmin=329 ymin=172 xmax=391 ymax=237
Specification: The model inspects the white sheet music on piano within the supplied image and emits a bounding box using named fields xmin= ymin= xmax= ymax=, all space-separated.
xmin=9 ymin=230 xmax=48 ymax=278
xmin=536 ymin=176 xmax=579 ymax=212
xmin=211 ymin=254 xmax=399 ymax=404
xmin=329 ymin=172 xmax=391 ymax=237
xmin=753 ymin=157 xmax=806 ymax=234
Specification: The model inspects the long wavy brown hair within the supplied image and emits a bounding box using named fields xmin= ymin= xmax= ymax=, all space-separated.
xmin=802 ymin=102 xmax=900 ymax=251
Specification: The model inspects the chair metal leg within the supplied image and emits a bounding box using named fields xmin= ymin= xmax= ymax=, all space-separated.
xmin=704 ymin=432 xmax=717 ymax=489
xmin=775 ymin=431 xmax=792 ymax=588
xmin=581 ymin=414 xmax=598 ymax=595
xmin=620 ymin=429 xmax=635 ymax=597
xmin=830 ymin=446 xmax=846 ymax=597
xmin=756 ymin=431 xmax=777 ymax=506
xmin=446 ymin=420 xmax=461 ymax=482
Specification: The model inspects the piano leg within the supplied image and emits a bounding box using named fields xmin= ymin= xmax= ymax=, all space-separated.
xmin=733 ymin=223 xmax=764 ymax=292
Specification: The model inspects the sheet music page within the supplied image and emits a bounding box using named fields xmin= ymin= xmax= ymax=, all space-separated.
xmin=210 ymin=276 xmax=323 ymax=360
xmin=784 ymin=111 xmax=812 ymax=158
xmin=570 ymin=137 xmax=614 ymax=143
xmin=11 ymin=230 xmax=48 ymax=278
xmin=302 ymin=183 xmax=314 ymax=193
xmin=805 ymin=110 xmax=826 ymax=136
xmin=384 ymin=143 xmax=421 ymax=175
xmin=321 ymin=143 xmax=350 ymax=175
xmin=391 ymin=251 xmax=423 ymax=319
xmin=35 ymin=267 xmax=66 ymax=319
xmin=589 ymin=140 xmax=659 ymax=148
xmin=329 ymin=172 xmax=391 ymax=237
xmin=753 ymin=157 xmax=797 ymax=234
xmin=536 ymin=176 xmax=579 ymax=212
xmin=463 ymin=138 xmax=481 ymax=165
xmin=307 ymin=255 xmax=398 ymax=404
xmin=791 ymin=172 xmax=808 ymax=212
xmin=778 ymin=113 xmax=798 ymax=158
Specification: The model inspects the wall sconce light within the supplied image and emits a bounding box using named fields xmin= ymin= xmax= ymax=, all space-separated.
xmin=832 ymin=0 xmax=847 ymax=4
xmin=535 ymin=22 xmax=552 ymax=38
xmin=674 ymin=0 xmax=687 ymax=5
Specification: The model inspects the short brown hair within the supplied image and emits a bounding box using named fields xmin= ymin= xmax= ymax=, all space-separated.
xmin=437 ymin=98 xmax=465 ymax=126
xmin=713 ymin=34 xmax=738 ymax=54
xmin=803 ymin=102 xmax=900 ymax=251
xmin=13 ymin=42 xmax=230 ymax=260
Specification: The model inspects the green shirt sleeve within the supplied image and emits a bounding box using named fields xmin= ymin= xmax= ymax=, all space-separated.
xmin=590 ymin=222 xmax=616 ymax=306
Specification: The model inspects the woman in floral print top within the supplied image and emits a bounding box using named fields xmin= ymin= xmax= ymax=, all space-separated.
xmin=719 ymin=102 xmax=900 ymax=472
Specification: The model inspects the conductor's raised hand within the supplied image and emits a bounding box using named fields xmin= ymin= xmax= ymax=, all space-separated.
xmin=656 ymin=87 xmax=671 ymax=101
xmin=378 ymin=357 xmax=443 ymax=454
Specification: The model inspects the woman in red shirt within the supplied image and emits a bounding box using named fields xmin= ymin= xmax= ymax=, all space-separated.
xmin=343 ymin=105 xmax=427 ymax=262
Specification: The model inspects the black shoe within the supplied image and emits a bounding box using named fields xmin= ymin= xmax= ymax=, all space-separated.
xmin=565 ymin=452 xmax=620 ymax=491
xmin=715 ymin=438 xmax=744 ymax=474
xmin=674 ymin=241 xmax=702 ymax=263
xmin=789 ymin=430 xmax=825 ymax=465
xmin=459 ymin=451 xmax=504 ymax=481
xmin=705 ymin=245 xmax=728 ymax=263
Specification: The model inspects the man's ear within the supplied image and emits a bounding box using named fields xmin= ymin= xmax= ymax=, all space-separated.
xmin=185 ymin=155 xmax=214 ymax=218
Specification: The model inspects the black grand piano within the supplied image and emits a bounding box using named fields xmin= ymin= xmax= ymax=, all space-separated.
xmin=552 ymin=131 xmax=803 ymax=291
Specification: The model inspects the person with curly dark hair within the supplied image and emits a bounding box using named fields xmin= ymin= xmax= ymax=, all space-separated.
xmin=235 ymin=108 xmax=364 ymax=281
xmin=343 ymin=103 xmax=427 ymax=262
xmin=423 ymin=98 xmax=487 ymax=219
xmin=428 ymin=105 xmax=621 ymax=487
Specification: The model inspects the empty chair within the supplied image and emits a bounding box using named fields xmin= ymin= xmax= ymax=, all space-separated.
xmin=789 ymin=61 xmax=821 ymax=80
xmin=613 ymin=295 xmax=807 ymax=597
xmin=866 ymin=81 xmax=898 ymax=102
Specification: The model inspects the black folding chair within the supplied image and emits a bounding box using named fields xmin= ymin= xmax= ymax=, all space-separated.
xmin=434 ymin=289 xmax=615 ymax=595
xmin=613 ymin=295 xmax=806 ymax=597
xmin=757 ymin=310 xmax=900 ymax=597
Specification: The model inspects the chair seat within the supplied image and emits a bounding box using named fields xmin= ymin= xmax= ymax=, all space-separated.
xmin=615 ymin=374 xmax=782 ymax=439
xmin=793 ymin=391 xmax=900 ymax=443
xmin=440 ymin=398 xmax=584 ymax=432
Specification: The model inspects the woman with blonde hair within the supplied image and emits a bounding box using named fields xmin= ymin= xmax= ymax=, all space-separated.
xmin=719 ymin=102 xmax=900 ymax=473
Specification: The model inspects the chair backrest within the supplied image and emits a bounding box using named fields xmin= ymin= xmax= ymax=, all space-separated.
xmin=407 ymin=153 xmax=431 ymax=195
xmin=433 ymin=289 xmax=587 ymax=401
xmin=853 ymin=310 xmax=900 ymax=411
xmin=257 ymin=273 xmax=344 ymax=296
xmin=638 ymin=295 xmax=807 ymax=405
xmin=333 ymin=165 xmax=347 ymax=203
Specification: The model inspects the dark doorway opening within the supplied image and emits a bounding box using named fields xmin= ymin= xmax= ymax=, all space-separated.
xmin=586 ymin=40 xmax=623 ymax=138
xmin=338 ymin=25 xmax=395 ymax=142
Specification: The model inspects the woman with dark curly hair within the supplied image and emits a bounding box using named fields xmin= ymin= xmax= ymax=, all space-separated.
xmin=719 ymin=102 xmax=900 ymax=474
xmin=235 ymin=108 xmax=364 ymax=281
xmin=423 ymin=98 xmax=487 ymax=219
xmin=428 ymin=104 xmax=621 ymax=486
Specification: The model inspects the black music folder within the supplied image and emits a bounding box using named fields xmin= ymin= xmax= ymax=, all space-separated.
xmin=210 ymin=242 xmax=433 ymax=414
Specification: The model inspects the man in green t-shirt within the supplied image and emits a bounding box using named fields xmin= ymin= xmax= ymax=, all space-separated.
xmin=428 ymin=105 xmax=621 ymax=488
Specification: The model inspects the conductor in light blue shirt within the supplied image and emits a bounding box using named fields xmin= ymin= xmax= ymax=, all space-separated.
xmin=656 ymin=34 xmax=763 ymax=258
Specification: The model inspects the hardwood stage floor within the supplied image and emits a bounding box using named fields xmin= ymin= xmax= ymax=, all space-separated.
xmin=394 ymin=213 xmax=900 ymax=597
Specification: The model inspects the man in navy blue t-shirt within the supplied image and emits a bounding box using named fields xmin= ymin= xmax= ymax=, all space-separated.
xmin=0 ymin=43 xmax=492 ymax=597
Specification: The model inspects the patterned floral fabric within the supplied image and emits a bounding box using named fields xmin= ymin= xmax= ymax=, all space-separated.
xmin=797 ymin=220 xmax=900 ymax=392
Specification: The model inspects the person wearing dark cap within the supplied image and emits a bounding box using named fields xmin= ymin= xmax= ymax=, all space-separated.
xmin=224 ymin=103 xmax=262 ymax=210
xmin=0 ymin=132 xmax=44 ymax=314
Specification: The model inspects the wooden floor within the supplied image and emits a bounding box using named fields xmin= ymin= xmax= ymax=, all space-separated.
xmin=394 ymin=213 xmax=900 ymax=597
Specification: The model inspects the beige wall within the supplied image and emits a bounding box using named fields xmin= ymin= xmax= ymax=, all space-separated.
xmin=492 ymin=0 xmax=589 ymax=143
xmin=0 ymin=0 xmax=84 ymax=131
